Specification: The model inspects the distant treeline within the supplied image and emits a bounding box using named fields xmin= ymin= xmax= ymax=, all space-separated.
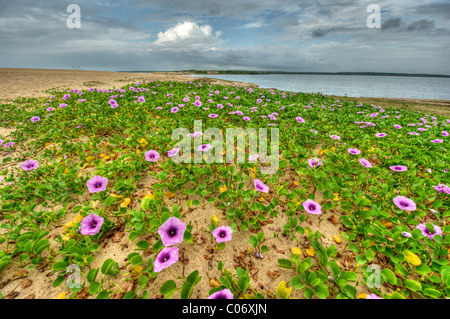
xmin=179 ymin=70 xmax=450 ymax=78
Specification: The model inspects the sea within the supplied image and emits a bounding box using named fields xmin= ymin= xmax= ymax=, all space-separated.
xmin=188 ymin=74 xmax=450 ymax=100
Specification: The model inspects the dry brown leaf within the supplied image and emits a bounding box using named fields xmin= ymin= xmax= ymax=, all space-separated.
xmin=267 ymin=270 xmax=280 ymax=279
xmin=12 ymin=270 xmax=28 ymax=281
xmin=209 ymin=278 xmax=221 ymax=288
xmin=21 ymin=279 xmax=32 ymax=289
xmin=112 ymin=231 xmax=124 ymax=243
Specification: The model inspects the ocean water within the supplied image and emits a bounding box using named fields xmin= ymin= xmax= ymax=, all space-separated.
xmin=189 ymin=74 xmax=450 ymax=100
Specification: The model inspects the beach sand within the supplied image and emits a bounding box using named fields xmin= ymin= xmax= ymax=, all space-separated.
xmin=0 ymin=68 xmax=259 ymax=103
xmin=1 ymin=68 xmax=448 ymax=116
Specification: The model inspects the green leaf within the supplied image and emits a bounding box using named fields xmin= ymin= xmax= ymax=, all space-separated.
xmin=329 ymin=260 xmax=341 ymax=277
xmin=101 ymin=259 xmax=118 ymax=276
xmin=180 ymin=281 xmax=194 ymax=299
xmin=52 ymin=261 xmax=67 ymax=272
xmin=404 ymin=279 xmax=422 ymax=292
xmin=89 ymin=282 xmax=101 ymax=295
xmin=160 ymin=280 xmax=177 ymax=299
xmin=136 ymin=240 xmax=149 ymax=250
xmin=423 ymin=288 xmax=441 ymax=299
xmin=52 ymin=275 xmax=65 ymax=288
xmin=304 ymin=286 xmax=314 ymax=299
xmin=87 ymin=268 xmax=99 ymax=283
xmin=105 ymin=196 xmax=117 ymax=207
xmin=138 ymin=275 xmax=149 ymax=288
xmin=315 ymin=283 xmax=329 ymax=299
xmin=33 ymin=239 xmax=50 ymax=255
xmin=381 ymin=268 xmax=397 ymax=285
xmin=277 ymin=259 xmax=292 ymax=269
xmin=342 ymin=285 xmax=356 ymax=299
xmin=123 ymin=291 xmax=137 ymax=299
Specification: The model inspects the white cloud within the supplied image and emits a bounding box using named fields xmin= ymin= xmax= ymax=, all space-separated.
xmin=153 ymin=21 xmax=223 ymax=48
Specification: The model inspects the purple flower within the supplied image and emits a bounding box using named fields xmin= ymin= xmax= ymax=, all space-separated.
xmin=80 ymin=213 xmax=104 ymax=235
xmin=249 ymin=154 xmax=259 ymax=161
xmin=30 ymin=116 xmax=40 ymax=122
xmin=59 ymin=103 xmax=67 ymax=108
xmin=366 ymin=293 xmax=383 ymax=299
xmin=217 ymin=104 xmax=224 ymax=109
xmin=190 ymin=131 xmax=203 ymax=138
xmin=145 ymin=150 xmax=160 ymax=162
xmin=408 ymin=132 xmax=420 ymax=135
xmin=394 ymin=124 xmax=402 ymax=129
xmin=212 ymin=226 xmax=233 ymax=243
xmin=302 ymin=199 xmax=322 ymax=215
xmin=63 ymin=94 xmax=70 ymax=100
xmin=431 ymin=139 xmax=443 ymax=143
xmin=359 ymin=158 xmax=372 ymax=168
xmin=392 ymin=196 xmax=416 ymax=211
xmin=434 ymin=184 xmax=450 ymax=194
xmin=0 ymin=176 xmax=3 ymax=183
xmin=86 ymin=175 xmax=108 ymax=193
xmin=390 ymin=165 xmax=407 ymax=172
xmin=253 ymin=179 xmax=269 ymax=193
xmin=308 ymin=158 xmax=322 ymax=168
xmin=171 ymin=107 xmax=179 ymax=113
xmin=402 ymin=231 xmax=412 ymax=238
xmin=194 ymin=100 xmax=202 ymax=107
xmin=442 ymin=131 xmax=449 ymax=137
xmin=76 ymin=124 xmax=83 ymax=129
xmin=138 ymin=96 xmax=146 ymax=103
xmin=47 ymin=107 xmax=54 ymax=112
xmin=329 ymin=135 xmax=340 ymax=140
xmin=375 ymin=133 xmax=387 ymax=137
xmin=295 ymin=116 xmax=305 ymax=123
xmin=416 ymin=223 xmax=442 ymax=240
xmin=168 ymin=148 xmax=181 ymax=157
xmin=208 ymin=114 xmax=218 ymax=118
xmin=348 ymin=148 xmax=361 ymax=155
xmin=208 ymin=289 xmax=234 ymax=299
xmin=243 ymin=116 xmax=251 ymax=121
xmin=197 ymin=144 xmax=212 ymax=152
xmin=158 ymin=217 xmax=186 ymax=247
xmin=21 ymin=160 xmax=39 ymax=171
xmin=153 ymin=247 xmax=179 ymax=273
xmin=3 ymin=142 xmax=15 ymax=148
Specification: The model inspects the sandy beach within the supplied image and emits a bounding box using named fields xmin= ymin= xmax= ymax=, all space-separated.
xmin=1 ymin=68 xmax=449 ymax=117
xmin=0 ymin=68 xmax=259 ymax=103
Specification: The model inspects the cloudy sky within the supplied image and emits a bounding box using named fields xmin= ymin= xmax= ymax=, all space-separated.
xmin=0 ymin=0 xmax=449 ymax=74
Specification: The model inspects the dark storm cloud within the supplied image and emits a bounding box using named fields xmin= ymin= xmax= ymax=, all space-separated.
xmin=381 ymin=18 xmax=402 ymax=30
xmin=412 ymin=2 xmax=450 ymax=19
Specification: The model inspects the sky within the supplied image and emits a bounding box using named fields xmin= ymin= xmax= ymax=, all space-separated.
xmin=0 ymin=0 xmax=449 ymax=74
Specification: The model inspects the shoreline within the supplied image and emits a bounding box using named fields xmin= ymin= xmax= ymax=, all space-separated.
xmin=1 ymin=68 xmax=449 ymax=117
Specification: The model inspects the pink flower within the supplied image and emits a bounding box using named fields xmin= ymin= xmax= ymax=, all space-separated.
xmin=253 ymin=179 xmax=269 ymax=193
xmin=359 ymin=158 xmax=372 ymax=168
xmin=168 ymin=148 xmax=181 ymax=157
xmin=295 ymin=116 xmax=305 ymax=123
xmin=145 ymin=150 xmax=160 ymax=162
xmin=348 ymin=148 xmax=361 ymax=155
xmin=212 ymin=226 xmax=233 ymax=243
xmin=302 ymin=199 xmax=322 ymax=215
xmin=308 ymin=158 xmax=322 ymax=168
xmin=416 ymin=223 xmax=442 ymax=240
